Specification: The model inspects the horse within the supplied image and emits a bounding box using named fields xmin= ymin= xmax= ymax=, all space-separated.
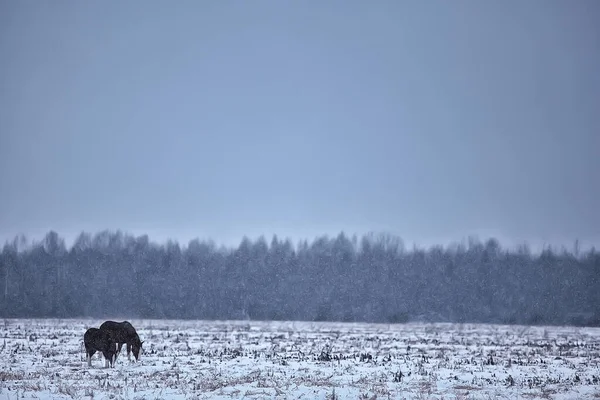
xmin=99 ymin=320 xmax=144 ymax=362
xmin=84 ymin=328 xmax=117 ymax=368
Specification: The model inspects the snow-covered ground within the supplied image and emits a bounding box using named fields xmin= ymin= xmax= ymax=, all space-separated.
xmin=1 ymin=318 xmax=599 ymax=399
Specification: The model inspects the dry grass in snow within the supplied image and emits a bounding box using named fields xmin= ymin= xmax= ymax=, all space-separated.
xmin=0 ymin=318 xmax=599 ymax=399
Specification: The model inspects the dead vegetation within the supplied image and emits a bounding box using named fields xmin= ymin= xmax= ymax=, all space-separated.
xmin=0 ymin=319 xmax=599 ymax=399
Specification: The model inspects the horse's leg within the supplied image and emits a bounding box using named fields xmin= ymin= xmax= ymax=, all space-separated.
xmin=87 ymin=350 xmax=95 ymax=367
xmin=127 ymin=343 xmax=131 ymax=361
xmin=115 ymin=342 xmax=124 ymax=362
xmin=109 ymin=343 xmax=117 ymax=367
xmin=102 ymin=351 xmax=114 ymax=368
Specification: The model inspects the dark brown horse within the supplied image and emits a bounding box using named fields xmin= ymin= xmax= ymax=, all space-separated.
xmin=99 ymin=320 xmax=143 ymax=362
xmin=84 ymin=328 xmax=117 ymax=368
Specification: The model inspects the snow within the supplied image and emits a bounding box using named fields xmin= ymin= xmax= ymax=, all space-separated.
xmin=1 ymin=318 xmax=599 ymax=399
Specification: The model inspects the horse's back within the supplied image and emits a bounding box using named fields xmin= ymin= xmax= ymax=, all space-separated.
xmin=99 ymin=320 xmax=122 ymax=331
xmin=99 ymin=320 xmax=138 ymax=341
xmin=100 ymin=320 xmax=135 ymax=331
xmin=84 ymin=327 xmax=101 ymax=342
xmin=84 ymin=328 xmax=111 ymax=350
xmin=84 ymin=328 xmax=93 ymax=343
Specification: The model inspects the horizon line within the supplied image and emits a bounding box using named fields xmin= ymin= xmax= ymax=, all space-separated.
xmin=1 ymin=228 xmax=597 ymax=255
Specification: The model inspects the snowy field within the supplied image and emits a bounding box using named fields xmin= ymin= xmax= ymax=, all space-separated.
xmin=1 ymin=319 xmax=599 ymax=399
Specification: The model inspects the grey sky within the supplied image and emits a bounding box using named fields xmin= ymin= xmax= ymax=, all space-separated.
xmin=1 ymin=1 xmax=599 ymax=251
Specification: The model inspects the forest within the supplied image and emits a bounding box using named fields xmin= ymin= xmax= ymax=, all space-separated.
xmin=1 ymin=230 xmax=598 ymax=326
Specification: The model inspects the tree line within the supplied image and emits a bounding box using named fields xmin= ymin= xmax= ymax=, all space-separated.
xmin=1 ymin=230 xmax=598 ymax=326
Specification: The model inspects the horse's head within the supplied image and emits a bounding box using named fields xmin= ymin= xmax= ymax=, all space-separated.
xmin=132 ymin=338 xmax=144 ymax=361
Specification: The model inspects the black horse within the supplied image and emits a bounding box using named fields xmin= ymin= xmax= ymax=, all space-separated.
xmin=84 ymin=328 xmax=117 ymax=368
xmin=99 ymin=320 xmax=143 ymax=362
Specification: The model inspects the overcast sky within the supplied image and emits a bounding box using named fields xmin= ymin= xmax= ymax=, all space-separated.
xmin=1 ymin=1 xmax=599 ymax=251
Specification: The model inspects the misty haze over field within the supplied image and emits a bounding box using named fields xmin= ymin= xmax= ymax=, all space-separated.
xmin=1 ymin=2 xmax=599 ymax=325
